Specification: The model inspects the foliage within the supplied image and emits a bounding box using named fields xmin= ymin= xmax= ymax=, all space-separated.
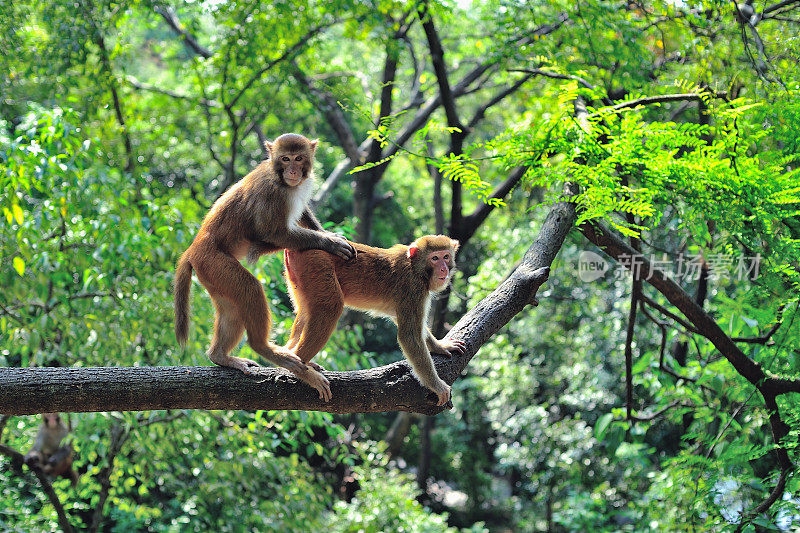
xmin=2 ymin=0 xmax=800 ymax=531
xmin=326 ymin=449 xmax=486 ymax=533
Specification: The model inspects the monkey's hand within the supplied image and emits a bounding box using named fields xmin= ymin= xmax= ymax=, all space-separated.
xmin=430 ymin=339 xmax=466 ymax=357
xmin=24 ymin=451 xmax=43 ymax=467
xmin=432 ymin=380 xmax=451 ymax=406
xmin=321 ymin=234 xmax=356 ymax=260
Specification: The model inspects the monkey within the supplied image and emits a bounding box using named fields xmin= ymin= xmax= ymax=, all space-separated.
xmin=283 ymin=235 xmax=466 ymax=406
xmin=174 ymin=133 xmax=355 ymax=402
xmin=24 ymin=413 xmax=79 ymax=486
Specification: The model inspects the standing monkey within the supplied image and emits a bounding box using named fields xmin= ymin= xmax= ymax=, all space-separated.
xmin=283 ymin=235 xmax=466 ymax=406
xmin=174 ymin=133 xmax=354 ymax=401
xmin=25 ymin=413 xmax=79 ymax=486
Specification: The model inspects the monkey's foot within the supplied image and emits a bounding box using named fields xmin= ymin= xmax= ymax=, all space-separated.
xmin=251 ymin=345 xmax=332 ymax=401
xmin=266 ymin=345 xmax=309 ymax=375
xmin=210 ymin=355 xmax=262 ymax=375
xmin=432 ymin=381 xmax=451 ymax=406
xmin=294 ymin=367 xmax=332 ymax=403
xmin=431 ymin=339 xmax=467 ymax=357
xmin=307 ymin=361 xmax=325 ymax=372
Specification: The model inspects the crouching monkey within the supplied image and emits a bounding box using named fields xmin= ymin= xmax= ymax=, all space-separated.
xmin=283 ymin=235 xmax=466 ymax=406
xmin=25 ymin=413 xmax=79 ymax=486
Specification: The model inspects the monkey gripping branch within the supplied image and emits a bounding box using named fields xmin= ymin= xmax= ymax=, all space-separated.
xmin=0 ymin=193 xmax=574 ymax=416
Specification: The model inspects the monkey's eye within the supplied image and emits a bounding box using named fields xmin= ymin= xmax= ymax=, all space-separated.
xmin=443 ymin=254 xmax=450 ymax=260
xmin=281 ymin=156 xmax=290 ymax=162
xmin=295 ymin=155 xmax=303 ymax=161
xmin=431 ymin=255 xmax=439 ymax=261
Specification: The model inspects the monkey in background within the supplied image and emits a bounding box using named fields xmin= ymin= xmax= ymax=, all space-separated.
xmin=284 ymin=235 xmax=466 ymax=406
xmin=175 ymin=134 xmax=355 ymax=401
xmin=25 ymin=413 xmax=79 ymax=486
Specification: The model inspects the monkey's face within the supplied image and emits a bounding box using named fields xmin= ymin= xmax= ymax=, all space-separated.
xmin=277 ymin=152 xmax=310 ymax=187
xmin=426 ymin=249 xmax=454 ymax=292
xmin=43 ymin=413 xmax=61 ymax=428
xmin=266 ymin=134 xmax=317 ymax=187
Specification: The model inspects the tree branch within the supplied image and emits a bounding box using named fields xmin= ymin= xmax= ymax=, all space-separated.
xmin=508 ymin=68 xmax=597 ymax=91
xmin=125 ymin=76 xmax=220 ymax=107
xmin=380 ymin=16 xmax=569 ymax=164
xmin=736 ymin=465 xmax=791 ymax=533
xmin=581 ymin=222 xmax=767 ymax=385
xmin=291 ymin=61 xmax=361 ymax=163
xmin=468 ymin=74 xmax=534 ymax=129
xmin=580 ymin=221 xmax=797 ymax=502
xmin=227 ymin=21 xmax=336 ymax=109
xmin=417 ymin=2 xmax=465 ymax=135
xmin=763 ymin=0 xmax=800 ymax=16
xmin=598 ymin=92 xmax=727 ymax=114
xmin=311 ymin=157 xmax=353 ymax=208
xmin=154 ymin=5 xmax=212 ymax=58
xmin=89 ymin=423 xmax=126 ymax=533
xmin=461 ymin=166 xmax=527 ymax=241
xmin=0 ymin=443 xmax=74 ymax=533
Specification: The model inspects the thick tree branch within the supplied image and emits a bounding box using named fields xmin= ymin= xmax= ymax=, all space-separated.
xmin=417 ymin=2 xmax=465 ymax=135
xmin=418 ymin=1 xmax=468 ymax=235
xmin=580 ymin=222 xmax=769 ymax=386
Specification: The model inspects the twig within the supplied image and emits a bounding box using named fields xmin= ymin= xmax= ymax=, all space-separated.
xmin=153 ymin=5 xmax=212 ymax=58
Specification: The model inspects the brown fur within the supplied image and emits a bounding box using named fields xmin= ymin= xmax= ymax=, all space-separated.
xmin=173 ymin=133 xmax=355 ymax=402
xmin=284 ymin=235 xmax=464 ymax=406
xmin=25 ymin=413 xmax=79 ymax=486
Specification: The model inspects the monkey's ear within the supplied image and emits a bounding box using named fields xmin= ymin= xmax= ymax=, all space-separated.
xmin=407 ymin=244 xmax=419 ymax=258
xmin=450 ymin=238 xmax=460 ymax=252
xmin=309 ymin=139 xmax=319 ymax=153
xmin=265 ymin=141 xmax=274 ymax=157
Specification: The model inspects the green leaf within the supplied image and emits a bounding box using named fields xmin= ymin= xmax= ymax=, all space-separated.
xmin=11 ymin=203 xmax=24 ymax=225
xmin=12 ymin=256 xmax=25 ymax=276
xmin=594 ymin=413 xmax=614 ymax=440
xmin=632 ymin=352 xmax=652 ymax=374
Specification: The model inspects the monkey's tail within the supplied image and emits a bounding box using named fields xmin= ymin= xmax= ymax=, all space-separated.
xmin=174 ymin=255 xmax=193 ymax=346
